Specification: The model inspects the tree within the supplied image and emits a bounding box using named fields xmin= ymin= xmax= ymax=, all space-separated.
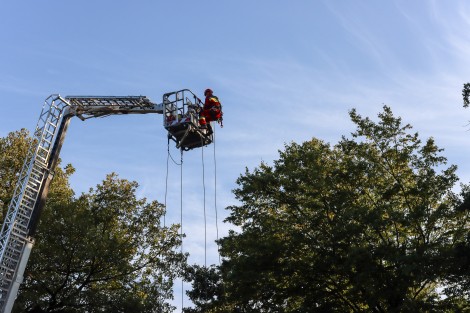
xmin=183 ymin=265 xmax=227 ymax=313
xmin=0 ymin=130 xmax=186 ymax=312
xmin=0 ymin=129 xmax=33 ymax=221
xmin=442 ymin=184 xmax=470 ymax=305
xmin=462 ymin=83 xmax=470 ymax=108
xmin=188 ymin=106 xmax=469 ymax=312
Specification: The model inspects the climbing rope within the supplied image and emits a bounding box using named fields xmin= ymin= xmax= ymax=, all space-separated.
xmin=164 ymin=126 xmax=223 ymax=311
xmin=201 ymin=140 xmax=207 ymax=267
xmin=165 ymin=139 xmax=183 ymax=226
xmin=164 ymin=139 xmax=185 ymax=311
xmin=213 ymin=127 xmax=226 ymax=303
xmin=179 ymin=149 xmax=184 ymax=312
xmin=168 ymin=145 xmax=183 ymax=166
xmin=162 ymin=139 xmax=184 ymax=310
xmin=164 ymin=143 xmax=170 ymax=227
xmin=213 ymin=128 xmax=221 ymax=266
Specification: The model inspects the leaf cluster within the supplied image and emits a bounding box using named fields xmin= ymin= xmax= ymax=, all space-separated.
xmin=463 ymin=83 xmax=470 ymax=108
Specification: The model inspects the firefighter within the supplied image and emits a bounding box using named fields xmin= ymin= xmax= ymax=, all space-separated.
xmin=199 ymin=88 xmax=223 ymax=135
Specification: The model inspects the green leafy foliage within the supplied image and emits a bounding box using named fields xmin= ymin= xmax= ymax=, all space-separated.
xmin=183 ymin=265 xmax=227 ymax=313
xmin=187 ymin=106 xmax=469 ymax=312
xmin=0 ymin=129 xmax=33 ymax=221
xmin=463 ymin=83 xmax=470 ymax=108
xmin=443 ymin=185 xmax=470 ymax=302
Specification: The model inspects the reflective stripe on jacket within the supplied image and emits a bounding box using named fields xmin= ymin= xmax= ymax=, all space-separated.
xmin=204 ymin=95 xmax=220 ymax=110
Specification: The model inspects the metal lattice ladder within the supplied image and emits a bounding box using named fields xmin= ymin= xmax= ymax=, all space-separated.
xmin=0 ymin=95 xmax=67 ymax=311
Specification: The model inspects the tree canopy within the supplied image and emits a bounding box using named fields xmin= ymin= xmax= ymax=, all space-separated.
xmin=186 ymin=106 xmax=470 ymax=312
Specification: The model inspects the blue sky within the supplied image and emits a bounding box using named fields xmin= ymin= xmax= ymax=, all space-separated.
xmin=2 ymin=0 xmax=470 ymax=310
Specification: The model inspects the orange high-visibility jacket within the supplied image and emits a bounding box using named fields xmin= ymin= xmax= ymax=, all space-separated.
xmin=202 ymin=95 xmax=222 ymax=122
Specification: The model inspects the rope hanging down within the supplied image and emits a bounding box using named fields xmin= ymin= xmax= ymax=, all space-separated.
xmin=201 ymin=140 xmax=207 ymax=267
xmin=163 ymin=127 xmax=221 ymax=310
xmin=164 ymin=144 xmax=169 ymax=227
xmin=213 ymin=128 xmax=221 ymax=266
xmin=180 ymin=149 xmax=184 ymax=312
xmin=164 ymin=139 xmax=183 ymax=227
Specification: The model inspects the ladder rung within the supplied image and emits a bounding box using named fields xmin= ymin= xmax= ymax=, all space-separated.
xmin=15 ymin=212 xmax=31 ymax=222
xmin=4 ymin=243 xmax=22 ymax=253
xmin=25 ymin=182 xmax=40 ymax=191
xmin=18 ymin=206 xmax=33 ymax=214
xmin=18 ymin=203 xmax=33 ymax=211
xmin=3 ymin=254 xmax=20 ymax=263
xmin=22 ymin=193 xmax=36 ymax=203
xmin=0 ymin=265 xmax=15 ymax=273
xmin=10 ymin=230 xmax=27 ymax=240
xmin=11 ymin=232 xmax=27 ymax=241
xmin=23 ymin=192 xmax=36 ymax=205
xmin=1 ymin=254 xmax=19 ymax=264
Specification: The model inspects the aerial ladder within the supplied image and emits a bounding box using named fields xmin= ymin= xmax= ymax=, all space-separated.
xmin=0 ymin=89 xmax=216 ymax=312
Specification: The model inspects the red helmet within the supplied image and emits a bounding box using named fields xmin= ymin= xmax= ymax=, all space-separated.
xmin=204 ymin=88 xmax=213 ymax=96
